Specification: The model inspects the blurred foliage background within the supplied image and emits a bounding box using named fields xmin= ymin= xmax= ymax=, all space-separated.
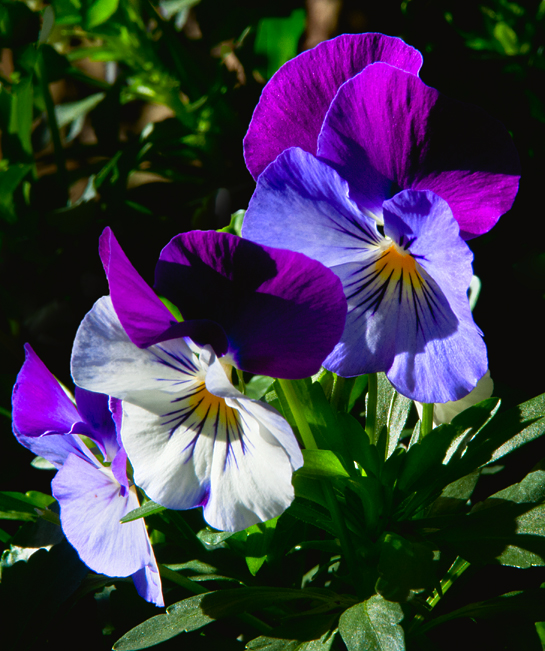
xmin=1 ymin=0 xmax=545 ymax=648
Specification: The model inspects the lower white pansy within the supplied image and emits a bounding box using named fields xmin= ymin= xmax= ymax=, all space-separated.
xmin=71 ymin=296 xmax=303 ymax=532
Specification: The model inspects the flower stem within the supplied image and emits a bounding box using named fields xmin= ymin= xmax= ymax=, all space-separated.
xmin=277 ymin=378 xmax=317 ymax=450
xmin=421 ymin=403 xmax=434 ymax=438
xmin=365 ymin=373 xmax=378 ymax=444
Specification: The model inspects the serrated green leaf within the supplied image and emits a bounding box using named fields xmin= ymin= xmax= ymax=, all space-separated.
xmin=120 ymin=500 xmax=166 ymax=523
xmin=339 ymin=596 xmax=404 ymax=651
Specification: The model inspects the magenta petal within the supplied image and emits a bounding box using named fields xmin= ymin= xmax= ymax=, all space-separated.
xmin=12 ymin=344 xmax=80 ymax=438
xmin=318 ymin=63 xmax=520 ymax=239
xmin=244 ymin=33 xmax=423 ymax=179
xmin=155 ymin=231 xmax=347 ymax=378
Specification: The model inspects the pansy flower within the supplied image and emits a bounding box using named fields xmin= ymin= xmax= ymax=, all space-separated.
xmin=241 ymin=34 xmax=520 ymax=403
xmin=71 ymin=228 xmax=346 ymax=531
xmin=11 ymin=344 xmax=163 ymax=607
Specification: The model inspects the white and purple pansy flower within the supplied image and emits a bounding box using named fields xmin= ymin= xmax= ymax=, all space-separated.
xmin=11 ymin=345 xmax=163 ymax=607
xmin=241 ymin=33 xmax=521 ymax=404
xmin=71 ymin=228 xmax=347 ymax=532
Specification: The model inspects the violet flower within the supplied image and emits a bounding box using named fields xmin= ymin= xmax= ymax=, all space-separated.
xmin=11 ymin=345 xmax=163 ymax=607
xmin=242 ymin=34 xmax=520 ymax=403
xmin=71 ymin=228 xmax=346 ymax=531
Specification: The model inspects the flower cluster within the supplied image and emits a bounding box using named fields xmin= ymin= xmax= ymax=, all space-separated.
xmin=11 ymin=33 xmax=519 ymax=607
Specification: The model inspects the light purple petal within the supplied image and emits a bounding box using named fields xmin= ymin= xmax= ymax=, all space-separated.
xmin=325 ymin=190 xmax=487 ymax=402
xmin=244 ymin=33 xmax=423 ymax=179
xmin=14 ymin=432 xmax=90 ymax=469
xmin=318 ymin=63 xmax=520 ymax=239
xmin=243 ymin=147 xmax=381 ymax=266
xmin=12 ymin=344 xmax=80 ymax=438
xmin=52 ymin=452 xmax=156 ymax=578
xmin=132 ymin=562 xmax=164 ymax=608
xmin=155 ymin=230 xmax=347 ymax=379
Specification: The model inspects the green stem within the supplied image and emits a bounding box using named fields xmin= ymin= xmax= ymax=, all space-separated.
xmin=365 ymin=373 xmax=378 ymax=444
xmin=277 ymin=379 xmax=317 ymax=450
xmin=159 ymin=565 xmax=273 ymax=634
xmin=421 ymin=403 xmax=434 ymax=439
xmin=37 ymin=48 xmax=68 ymax=205
xmin=330 ymin=375 xmax=345 ymax=411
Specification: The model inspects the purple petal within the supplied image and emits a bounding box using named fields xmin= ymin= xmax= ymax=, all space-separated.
xmin=244 ymin=33 xmax=423 ymax=179
xmin=155 ymin=231 xmax=347 ymax=378
xmin=100 ymin=227 xmax=227 ymax=352
xmin=12 ymin=344 xmax=80 ymax=439
xmin=132 ymin=563 xmax=164 ymax=608
xmin=73 ymin=387 xmax=118 ymax=462
xmin=52 ymin=452 xmax=157 ymax=578
xmin=318 ymin=63 xmax=520 ymax=239
xmin=242 ymin=147 xmax=381 ymax=267
xmin=326 ymin=190 xmax=487 ymax=402
xmin=14 ymin=432 xmax=90 ymax=469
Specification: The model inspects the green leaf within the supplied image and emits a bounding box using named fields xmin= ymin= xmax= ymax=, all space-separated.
xmin=293 ymin=475 xmax=328 ymax=508
xmin=246 ymin=374 xmax=275 ymax=400
xmin=427 ymin=470 xmax=545 ymax=567
xmin=254 ymin=9 xmax=306 ymax=78
xmin=494 ymin=21 xmax=519 ymax=54
xmin=339 ymin=596 xmax=405 ymax=651
xmin=245 ymin=517 xmax=278 ymax=576
xmin=55 ymin=92 xmax=105 ymax=140
xmin=386 ymin=391 xmax=413 ymax=459
xmin=0 ymin=164 xmax=33 ymax=223
xmin=218 ymin=208 xmax=245 ymax=236
xmin=455 ymin=392 xmax=545 ymax=476
xmin=0 ymin=491 xmax=55 ymax=521
xmin=85 ymin=0 xmax=119 ymax=28
xmin=119 ymin=500 xmax=166 ymax=523
xmin=247 ymin=630 xmax=337 ymax=650
xmin=422 ymin=589 xmax=545 ymax=632
xmin=298 ymin=449 xmax=351 ymax=480
xmin=286 ymin=499 xmax=337 ymax=537
xmin=114 ymin=588 xmax=339 ymax=650
xmin=376 ymin=534 xmax=436 ymax=602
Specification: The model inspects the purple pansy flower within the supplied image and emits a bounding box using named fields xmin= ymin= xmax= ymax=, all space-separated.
xmin=71 ymin=228 xmax=346 ymax=531
xmin=11 ymin=345 xmax=163 ymax=607
xmin=242 ymin=34 xmax=520 ymax=403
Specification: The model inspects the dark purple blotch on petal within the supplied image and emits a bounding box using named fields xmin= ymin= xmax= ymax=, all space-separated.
xmin=155 ymin=231 xmax=347 ymax=378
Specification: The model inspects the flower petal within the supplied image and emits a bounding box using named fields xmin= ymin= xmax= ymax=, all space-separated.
xmin=72 ymin=296 xmax=202 ymax=412
xmin=73 ymin=387 xmax=118 ymax=462
xmin=242 ymin=147 xmax=381 ymax=266
xmin=52 ymin=453 xmax=157 ymax=579
xmin=121 ymin=350 xmax=302 ymax=532
xmin=155 ymin=230 xmax=347 ymax=378
xmin=12 ymin=344 xmax=80 ymax=438
xmin=318 ymin=63 xmax=520 ymax=239
xmin=326 ymin=190 xmax=487 ymax=401
xmin=244 ymin=33 xmax=422 ymax=179
xmin=100 ymin=227 xmax=228 ymax=353
xmin=132 ymin=562 xmax=164 ymax=608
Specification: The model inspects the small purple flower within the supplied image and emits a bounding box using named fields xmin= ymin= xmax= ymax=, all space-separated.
xmin=11 ymin=345 xmax=163 ymax=607
xmin=241 ymin=34 xmax=521 ymax=403
xmin=71 ymin=228 xmax=347 ymax=531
